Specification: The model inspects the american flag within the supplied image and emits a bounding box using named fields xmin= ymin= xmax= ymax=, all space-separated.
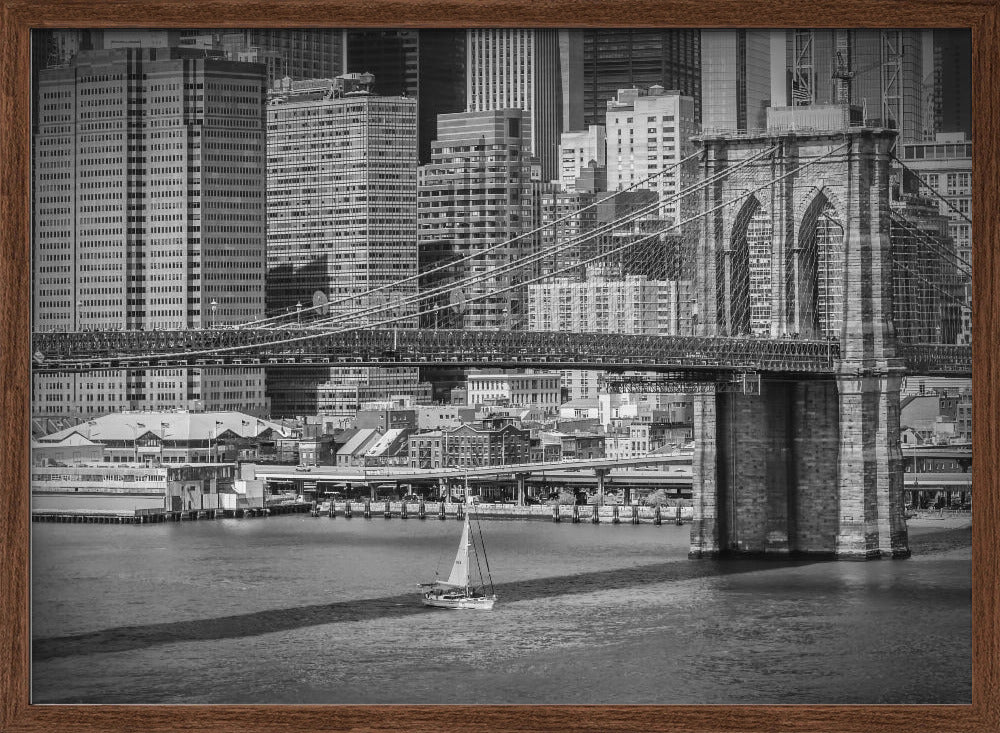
xmin=792 ymin=78 xmax=812 ymax=105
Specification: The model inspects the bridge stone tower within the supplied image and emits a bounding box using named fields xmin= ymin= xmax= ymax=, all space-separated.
xmin=689 ymin=108 xmax=909 ymax=559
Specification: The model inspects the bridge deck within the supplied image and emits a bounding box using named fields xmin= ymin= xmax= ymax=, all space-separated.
xmin=30 ymin=329 xmax=971 ymax=376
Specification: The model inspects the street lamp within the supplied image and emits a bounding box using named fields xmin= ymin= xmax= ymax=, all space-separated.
xmin=210 ymin=299 xmax=218 ymax=329
xmin=296 ymin=302 xmax=302 ymax=325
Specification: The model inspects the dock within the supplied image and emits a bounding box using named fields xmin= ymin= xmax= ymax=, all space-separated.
xmin=31 ymin=502 xmax=312 ymax=524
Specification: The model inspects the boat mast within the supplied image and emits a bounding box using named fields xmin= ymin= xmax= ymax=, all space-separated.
xmin=464 ymin=509 xmax=472 ymax=596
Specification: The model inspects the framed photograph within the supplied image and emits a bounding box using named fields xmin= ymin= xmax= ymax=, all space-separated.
xmin=3 ymin=0 xmax=997 ymax=731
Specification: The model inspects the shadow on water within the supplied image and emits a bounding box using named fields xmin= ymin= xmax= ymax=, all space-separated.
xmin=33 ymin=525 xmax=967 ymax=662
xmin=34 ymin=557 xmax=813 ymax=661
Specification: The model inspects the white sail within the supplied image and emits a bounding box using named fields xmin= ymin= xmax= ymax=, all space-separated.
xmin=445 ymin=513 xmax=471 ymax=588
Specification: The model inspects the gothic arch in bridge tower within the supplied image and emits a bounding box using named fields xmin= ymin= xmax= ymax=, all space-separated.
xmin=792 ymin=187 xmax=846 ymax=339
xmin=723 ymin=195 xmax=772 ymax=336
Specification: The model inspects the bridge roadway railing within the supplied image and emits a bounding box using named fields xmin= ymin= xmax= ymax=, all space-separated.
xmin=33 ymin=328 xmax=840 ymax=375
xmin=894 ymin=343 xmax=972 ymax=378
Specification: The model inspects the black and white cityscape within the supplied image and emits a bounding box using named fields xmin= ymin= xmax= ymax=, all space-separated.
xmin=30 ymin=28 xmax=972 ymax=705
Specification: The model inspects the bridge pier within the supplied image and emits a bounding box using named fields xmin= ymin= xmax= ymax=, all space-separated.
xmin=835 ymin=372 xmax=909 ymax=559
xmin=690 ymin=375 xmax=908 ymax=560
xmin=688 ymin=123 xmax=912 ymax=560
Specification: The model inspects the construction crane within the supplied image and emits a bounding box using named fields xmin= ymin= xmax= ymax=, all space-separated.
xmin=831 ymin=30 xmax=855 ymax=105
xmin=832 ymin=50 xmax=855 ymax=105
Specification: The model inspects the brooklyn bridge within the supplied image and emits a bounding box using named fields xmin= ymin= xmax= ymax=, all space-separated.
xmin=32 ymin=121 xmax=972 ymax=561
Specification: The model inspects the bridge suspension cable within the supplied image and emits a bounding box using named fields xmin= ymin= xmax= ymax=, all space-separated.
xmin=890 ymin=154 xmax=973 ymax=226
xmin=889 ymin=212 xmax=971 ymax=277
xmin=300 ymin=145 xmax=782 ymax=332
xmin=236 ymin=148 xmax=708 ymax=330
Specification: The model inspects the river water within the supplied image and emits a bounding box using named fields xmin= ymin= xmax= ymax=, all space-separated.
xmin=31 ymin=514 xmax=971 ymax=704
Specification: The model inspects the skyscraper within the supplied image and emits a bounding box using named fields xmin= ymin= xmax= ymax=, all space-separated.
xmin=932 ymin=29 xmax=972 ymax=136
xmin=344 ymin=29 xmax=467 ymax=165
xmin=700 ymin=30 xmax=772 ymax=132
xmin=466 ymin=29 xmax=563 ymax=181
xmin=266 ymin=76 xmax=418 ymax=319
xmin=582 ymin=30 xmax=701 ymax=128
xmin=32 ymin=47 xmax=269 ymax=416
xmin=265 ymin=76 xmax=430 ymax=417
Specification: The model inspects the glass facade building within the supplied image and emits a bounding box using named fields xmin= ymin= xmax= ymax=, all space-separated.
xmin=582 ymin=30 xmax=701 ymax=129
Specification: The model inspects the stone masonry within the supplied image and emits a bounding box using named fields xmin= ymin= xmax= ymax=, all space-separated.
xmin=689 ymin=121 xmax=909 ymax=559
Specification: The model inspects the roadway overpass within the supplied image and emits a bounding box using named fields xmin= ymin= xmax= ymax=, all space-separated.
xmin=253 ymin=458 xmax=970 ymax=506
xmin=251 ymin=453 xmax=694 ymax=503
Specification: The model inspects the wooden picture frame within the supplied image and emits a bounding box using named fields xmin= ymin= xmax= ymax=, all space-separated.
xmin=2 ymin=0 xmax=997 ymax=730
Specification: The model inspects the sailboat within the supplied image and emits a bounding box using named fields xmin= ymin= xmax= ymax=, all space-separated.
xmin=420 ymin=502 xmax=497 ymax=610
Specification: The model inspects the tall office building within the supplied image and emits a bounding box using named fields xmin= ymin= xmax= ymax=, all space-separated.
xmin=560 ymin=30 xmax=585 ymax=133
xmin=582 ymin=30 xmax=701 ymax=128
xmin=32 ymin=47 xmax=269 ymax=417
xmin=466 ymin=29 xmax=563 ymax=181
xmin=605 ymin=86 xmax=698 ymax=222
xmin=785 ymin=29 xmax=925 ymax=142
xmin=418 ymin=109 xmax=538 ymax=331
xmin=700 ymin=30 xmax=772 ymax=132
xmin=266 ymin=76 xmax=419 ymax=318
xmin=265 ymin=76 xmax=430 ymax=417
xmin=344 ymin=29 xmax=466 ymax=165
xmin=932 ymin=29 xmax=972 ymax=137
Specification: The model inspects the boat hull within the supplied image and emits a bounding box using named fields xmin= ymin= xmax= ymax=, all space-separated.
xmin=422 ymin=593 xmax=496 ymax=610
